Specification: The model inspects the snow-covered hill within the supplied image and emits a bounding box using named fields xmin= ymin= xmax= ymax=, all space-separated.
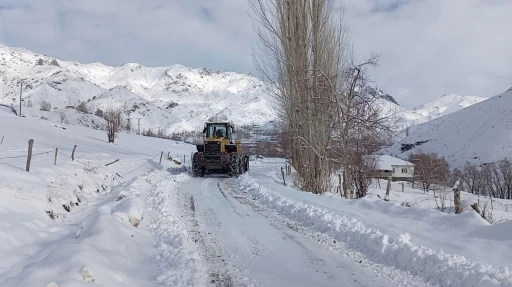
xmin=0 ymin=43 xmax=487 ymax=135
xmin=391 ymin=94 xmax=488 ymax=131
xmin=0 ymin=43 xmax=275 ymax=134
xmin=359 ymin=87 xmax=487 ymax=132
xmin=411 ymin=94 xmax=487 ymax=121
xmin=381 ymin=89 xmax=512 ymax=168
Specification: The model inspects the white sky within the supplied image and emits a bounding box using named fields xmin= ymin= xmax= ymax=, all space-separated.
xmin=0 ymin=0 xmax=511 ymax=108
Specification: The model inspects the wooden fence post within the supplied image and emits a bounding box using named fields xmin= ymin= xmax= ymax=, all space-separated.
xmin=26 ymin=139 xmax=34 ymax=172
xmin=1 ymin=136 xmax=4 ymax=145
xmin=402 ymin=182 xmax=404 ymax=192
xmin=168 ymin=152 xmax=170 ymax=160
xmin=159 ymin=151 xmax=163 ymax=165
xmin=454 ymin=181 xmax=462 ymax=214
xmin=384 ymin=176 xmax=392 ymax=201
xmin=183 ymin=154 xmax=185 ymax=165
xmin=281 ymin=166 xmax=286 ymax=185
xmin=71 ymin=145 xmax=77 ymax=161
xmin=105 ymin=159 xmax=120 ymax=166
xmin=54 ymin=148 xmax=58 ymax=165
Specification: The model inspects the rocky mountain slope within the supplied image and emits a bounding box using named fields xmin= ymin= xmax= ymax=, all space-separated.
xmin=0 ymin=43 xmax=487 ymax=136
xmin=0 ymin=43 xmax=274 ymax=133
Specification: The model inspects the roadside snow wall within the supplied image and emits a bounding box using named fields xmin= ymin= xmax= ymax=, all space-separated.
xmin=236 ymin=175 xmax=512 ymax=287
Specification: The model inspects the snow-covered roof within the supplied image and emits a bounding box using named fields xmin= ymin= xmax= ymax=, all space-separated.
xmin=375 ymin=155 xmax=414 ymax=170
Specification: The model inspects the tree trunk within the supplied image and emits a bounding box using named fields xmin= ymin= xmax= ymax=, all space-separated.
xmin=343 ymin=167 xmax=350 ymax=199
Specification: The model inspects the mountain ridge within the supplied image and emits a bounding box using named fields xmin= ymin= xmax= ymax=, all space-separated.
xmin=0 ymin=43 xmax=488 ymax=136
xmin=380 ymin=89 xmax=512 ymax=168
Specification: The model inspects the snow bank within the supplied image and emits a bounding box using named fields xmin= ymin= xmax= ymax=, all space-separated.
xmin=236 ymin=175 xmax=512 ymax=287
xmin=0 ymin=171 xmax=161 ymax=287
xmin=146 ymin=172 xmax=210 ymax=287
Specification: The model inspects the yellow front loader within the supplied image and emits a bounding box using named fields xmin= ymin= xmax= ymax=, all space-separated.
xmin=191 ymin=122 xmax=249 ymax=177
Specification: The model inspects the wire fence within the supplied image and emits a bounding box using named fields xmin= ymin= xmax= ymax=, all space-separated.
xmin=0 ymin=137 xmax=184 ymax=179
xmin=0 ymin=150 xmax=54 ymax=160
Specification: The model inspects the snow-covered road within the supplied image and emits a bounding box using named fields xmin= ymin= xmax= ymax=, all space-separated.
xmin=184 ymin=175 xmax=400 ymax=287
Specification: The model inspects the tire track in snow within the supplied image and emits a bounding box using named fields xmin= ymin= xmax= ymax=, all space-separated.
xmin=186 ymin=177 xmax=258 ymax=287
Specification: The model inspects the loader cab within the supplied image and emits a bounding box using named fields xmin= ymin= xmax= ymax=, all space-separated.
xmin=203 ymin=122 xmax=235 ymax=142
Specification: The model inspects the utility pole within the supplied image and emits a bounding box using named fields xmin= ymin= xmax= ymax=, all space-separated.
xmin=135 ymin=118 xmax=141 ymax=135
xmin=19 ymin=84 xmax=22 ymax=117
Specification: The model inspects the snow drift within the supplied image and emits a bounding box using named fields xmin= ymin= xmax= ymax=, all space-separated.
xmin=235 ymin=175 xmax=512 ymax=287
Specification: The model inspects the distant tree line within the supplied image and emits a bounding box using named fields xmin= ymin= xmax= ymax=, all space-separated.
xmin=409 ymin=151 xmax=512 ymax=200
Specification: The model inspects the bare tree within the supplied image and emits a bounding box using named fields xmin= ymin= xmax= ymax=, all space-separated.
xmin=348 ymin=135 xmax=382 ymax=198
xmin=249 ymin=0 xmax=397 ymax=195
xmin=76 ymin=101 xmax=88 ymax=113
xmin=460 ymin=162 xmax=482 ymax=195
xmin=157 ymin=128 xmax=166 ymax=138
xmin=103 ymin=107 xmax=123 ymax=143
xmin=408 ymin=152 xmax=450 ymax=192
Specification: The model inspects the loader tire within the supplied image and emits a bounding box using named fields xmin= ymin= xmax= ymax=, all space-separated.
xmin=238 ymin=153 xmax=245 ymax=173
xmin=244 ymin=155 xmax=249 ymax=172
xmin=192 ymin=153 xmax=204 ymax=177
xmin=228 ymin=153 xmax=240 ymax=177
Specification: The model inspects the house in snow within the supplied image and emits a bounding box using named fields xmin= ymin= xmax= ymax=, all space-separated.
xmin=373 ymin=155 xmax=414 ymax=181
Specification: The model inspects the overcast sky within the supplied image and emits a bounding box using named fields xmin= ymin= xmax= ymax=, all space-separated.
xmin=0 ymin=0 xmax=511 ymax=108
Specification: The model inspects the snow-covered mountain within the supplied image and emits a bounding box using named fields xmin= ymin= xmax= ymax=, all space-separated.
xmin=411 ymin=94 xmax=487 ymax=121
xmin=0 ymin=43 xmax=275 ymax=134
xmin=380 ymin=89 xmax=512 ymax=168
xmin=0 ymin=43 xmax=487 ymax=136
xmin=362 ymin=87 xmax=487 ymax=132
xmin=390 ymin=94 xmax=488 ymax=131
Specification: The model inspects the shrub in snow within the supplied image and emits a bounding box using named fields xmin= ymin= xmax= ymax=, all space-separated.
xmin=94 ymin=108 xmax=103 ymax=117
xmin=76 ymin=101 xmax=88 ymax=113
xmin=59 ymin=111 xmax=66 ymax=123
xmin=49 ymin=58 xmax=60 ymax=67
xmin=40 ymin=100 xmax=52 ymax=111
xmin=80 ymin=266 xmax=95 ymax=283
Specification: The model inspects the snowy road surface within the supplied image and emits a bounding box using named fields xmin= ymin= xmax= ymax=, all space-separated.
xmin=185 ymin=176 xmax=398 ymax=287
